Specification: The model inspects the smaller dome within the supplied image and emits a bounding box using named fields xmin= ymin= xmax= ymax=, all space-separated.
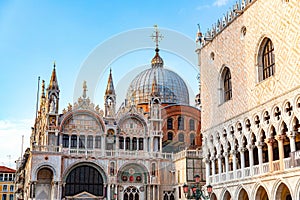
xmin=151 ymin=48 xmax=164 ymax=68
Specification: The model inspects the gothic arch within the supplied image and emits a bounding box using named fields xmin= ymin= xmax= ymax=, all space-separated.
xmin=235 ymin=185 xmax=250 ymax=200
xmin=220 ymin=189 xmax=232 ymax=200
xmin=32 ymin=163 xmax=58 ymax=182
xmin=272 ymin=179 xmax=293 ymax=200
xmin=253 ymin=184 xmax=270 ymax=200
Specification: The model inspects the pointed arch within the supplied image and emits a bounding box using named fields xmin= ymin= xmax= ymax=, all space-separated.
xmin=254 ymin=185 xmax=270 ymax=200
xmin=272 ymin=181 xmax=292 ymax=200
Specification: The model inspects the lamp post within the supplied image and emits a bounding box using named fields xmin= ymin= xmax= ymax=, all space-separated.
xmin=183 ymin=175 xmax=213 ymax=200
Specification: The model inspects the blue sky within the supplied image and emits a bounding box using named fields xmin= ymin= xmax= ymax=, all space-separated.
xmin=0 ymin=0 xmax=235 ymax=167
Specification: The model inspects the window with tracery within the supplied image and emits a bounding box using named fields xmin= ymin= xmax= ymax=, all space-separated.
xmin=263 ymin=39 xmax=275 ymax=79
xmin=223 ymin=67 xmax=232 ymax=102
xmin=258 ymin=38 xmax=275 ymax=81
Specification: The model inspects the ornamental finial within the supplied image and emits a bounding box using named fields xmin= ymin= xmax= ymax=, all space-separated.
xmin=151 ymin=25 xmax=164 ymax=50
xmin=83 ymin=80 xmax=87 ymax=98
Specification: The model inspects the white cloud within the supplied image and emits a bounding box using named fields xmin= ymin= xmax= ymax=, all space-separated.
xmin=0 ymin=119 xmax=33 ymax=169
xmin=213 ymin=0 xmax=230 ymax=7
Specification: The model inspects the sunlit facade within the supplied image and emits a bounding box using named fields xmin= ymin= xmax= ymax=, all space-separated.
xmin=15 ymin=41 xmax=202 ymax=199
xmin=197 ymin=0 xmax=300 ymax=199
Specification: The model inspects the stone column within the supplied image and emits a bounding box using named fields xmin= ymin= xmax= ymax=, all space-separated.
xmin=230 ymin=150 xmax=237 ymax=178
xmin=217 ymin=154 xmax=222 ymax=180
xmin=152 ymin=185 xmax=155 ymax=200
xmin=275 ymin=135 xmax=285 ymax=170
xmin=239 ymin=147 xmax=245 ymax=178
xmin=107 ymin=184 xmax=111 ymax=200
xmin=224 ymin=152 xmax=229 ymax=180
xmin=211 ymin=157 xmax=216 ymax=179
xmin=265 ymin=138 xmax=274 ymax=172
xmin=256 ymin=141 xmax=263 ymax=174
xmin=102 ymin=135 xmax=106 ymax=155
xmin=116 ymin=136 xmax=119 ymax=151
xmin=247 ymin=144 xmax=254 ymax=176
xmin=289 ymin=131 xmax=296 ymax=152
xmin=204 ymin=158 xmax=210 ymax=183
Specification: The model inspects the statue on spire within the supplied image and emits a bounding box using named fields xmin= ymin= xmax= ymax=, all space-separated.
xmin=83 ymin=80 xmax=87 ymax=98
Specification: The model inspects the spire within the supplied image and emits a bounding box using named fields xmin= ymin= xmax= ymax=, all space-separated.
xmin=83 ymin=80 xmax=87 ymax=98
xmin=151 ymin=72 xmax=158 ymax=97
xmin=41 ymin=80 xmax=45 ymax=98
xmin=150 ymin=25 xmax=164 ymax=68
xmin=105 ymin=68 xmax=115 ymax=95
xmin=48 ymin=62 xmax=59 ymax=90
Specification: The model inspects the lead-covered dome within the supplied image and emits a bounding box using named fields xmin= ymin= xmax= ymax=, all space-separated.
xmin=126 ymin=49 xmax=189 ymax=105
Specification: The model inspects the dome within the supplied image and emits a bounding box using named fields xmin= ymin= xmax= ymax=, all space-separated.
xmin=126 ymin=50 xmax=189 ymax=105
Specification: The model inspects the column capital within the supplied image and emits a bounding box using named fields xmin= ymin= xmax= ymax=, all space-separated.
xmin=238 ymin=147 xmax=246 ymax=152
xmin=288 ymin=131 xmax=296 ymax=138
xmin=255 ymin=141 xmax=264 ymax=148
xmin=223 ymin=151 xmax=229 ymax=157
xmin=230 ymin=150 xmax=237 ymax=155
xmin=217 ymin=154 xmax=223 ymax=159
xmin=247 ymin=144 xmax=255 ymax=150
xmin=264 ymin=138 xmax=274 ymax=145
xmin=275 ymin=135 xmax=285 ymax=141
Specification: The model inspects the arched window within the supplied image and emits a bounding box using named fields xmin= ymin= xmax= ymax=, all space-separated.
xmin=132 ymin=137 xmax=137 ymax=150
xmin=125 ymin=137 xmax=130 ymax=150
xmin=110 ymin=162 xmax=115 ymax=176
xmin=189 ymin=119 xmax=195 ymax=131
xmin=178 ymin=133 xmax=184 ymax=142
xmin=87 ymin=135 xmax=93 ymax=149
xmin=79 ymin=135 xmax=85 ymax=149
xmin=95 ymin=136 xmax=101 ymax=148
xmin=71 ymin=135 xmax=77 ymax=148
xmin=263 ymin=39 xmax=275 ymax=79
xmin=151 ymin=163 xmax=156 ymax=176
xmin=178 ymin=116 xmax=184 ymax=130
xmin=119 ymin=136 xmax=124 ymax=149
xmin=167 ymin=132 xmax=173 ymax=140
xmin=258 ymin=38 xmax=275 ymax=81
xmin=64 ymin=165 xmax=104 ymax=197
xmin=138 ymin=138 xmax=144 ymax=150
xmin=167 ymin=118 xmax=173 ymax=130
xmin=190 ymin=133 xmax=195 ymax=146
xmin=63 ymin=134 xmax=69 ymax=148
xmin=223 ymin=67 xmax=232 ymax=102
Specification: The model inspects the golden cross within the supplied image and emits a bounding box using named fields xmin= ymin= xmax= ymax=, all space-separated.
xmin=151 ymin=25 xmax=164 ymax=49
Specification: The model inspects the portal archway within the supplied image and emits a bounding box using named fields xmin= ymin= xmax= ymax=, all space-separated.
xmin=63 ymin=165 xmax=104 ymax=198
xmin=35 ymin=168 xmax=54 ymax=200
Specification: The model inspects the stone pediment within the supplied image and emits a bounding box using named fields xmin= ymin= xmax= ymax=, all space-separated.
xmin=66 ymin=191 xmax=101 ymax=199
